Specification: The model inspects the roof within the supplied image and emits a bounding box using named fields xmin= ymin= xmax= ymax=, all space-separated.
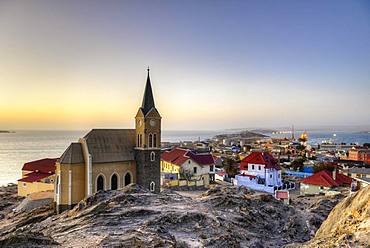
xmin=240 ymin=151 xmax=280 ymax=170
xmin=83 ymin=129 xmax=136 ymax=163
xmin=186 ymin=151 xmax=215 ymax=165
xmin=141 ymin=68 xmax=156 ymax=116
xmin=161 ymin=148 xmax=189 ymax=166
xmin=301 ymin=170 xmax=352 ymax=187
xmin=60 ymin=143 xmax=84 ymax=164
xmin=22 ymin=158 xmax=57 ymax=174
xmin=18 ymin=172 xmax=51 ymax=183
xmin=161 ymin=147 xmax=215 ymax=166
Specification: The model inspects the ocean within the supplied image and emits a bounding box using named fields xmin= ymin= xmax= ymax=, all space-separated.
xmin=1 ymin=130 xmax=369 ymax=186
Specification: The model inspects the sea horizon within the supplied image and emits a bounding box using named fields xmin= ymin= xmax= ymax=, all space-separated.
xmin=1 ymin=129 xmax=370 ymax=186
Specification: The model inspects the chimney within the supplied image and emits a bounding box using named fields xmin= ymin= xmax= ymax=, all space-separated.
xmin=332 ymin=168 xmax=337 ymax=181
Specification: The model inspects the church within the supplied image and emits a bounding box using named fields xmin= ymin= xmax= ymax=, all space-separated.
xmin=55 ymin=69 xmax=161 ymax=213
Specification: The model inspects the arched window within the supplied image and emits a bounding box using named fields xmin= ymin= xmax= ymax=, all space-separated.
xmin=150 ymin=151 xmax=155 ymax=161
xmin=97 ymin=175 xmax=105 ymax=192
xmin=139 ymin=134 xmax=142 ymax=147
xmin=148 ymin=134 xmax=153 ymax=147
xmin=124 ymin=172 xmax=132 ymax=186
xmin=153 ymin=133 xmax=157 ymax=147
xmin=111 ymin=173 xmax=118 ymax=190
xmin=55 ymin=175 xmax=59 ymax=194
xmin=150 ymin=181 xmax=155 ymax=192
xmin=137 ymin=134 xmax=140 ymax=147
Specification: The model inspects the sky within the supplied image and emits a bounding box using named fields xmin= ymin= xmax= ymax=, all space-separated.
xmin=0 ymin=0 xmax=369 ymax=130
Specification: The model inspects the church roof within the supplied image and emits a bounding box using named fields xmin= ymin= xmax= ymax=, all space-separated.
xmin=84 ymin=129 xmax=136 ymax=163
xmin=60 ymin=143 xmax=84 ymax=164
xmin=141 ymin=68 xmax=156 ymax=116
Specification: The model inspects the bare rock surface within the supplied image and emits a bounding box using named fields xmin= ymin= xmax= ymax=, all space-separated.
xmin=292 ymin=186 xmax=370 ymax=248
xmin=0 ymin=183 xmax=24 ymax=220
xmin=0 ymin=184 xmax=346 ymax=247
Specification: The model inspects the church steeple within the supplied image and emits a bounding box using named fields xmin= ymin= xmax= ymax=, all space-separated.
xmin=141 ymin=67 xmax=155 ymax=116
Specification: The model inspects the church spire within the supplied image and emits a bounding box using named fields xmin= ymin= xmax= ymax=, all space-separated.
xmin=141 ymin=67 xmax=155 ymax=115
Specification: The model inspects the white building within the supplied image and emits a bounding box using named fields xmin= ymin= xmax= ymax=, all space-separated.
xmin=235 ymin=151 xmax=282 ymax=193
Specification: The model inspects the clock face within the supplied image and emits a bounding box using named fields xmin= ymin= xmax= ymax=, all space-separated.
xmin=150 ymin=119 xmax=156 ymax=127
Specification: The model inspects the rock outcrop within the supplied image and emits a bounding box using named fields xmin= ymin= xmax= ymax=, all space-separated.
xmin=0 ymin=183 xmax=23 ymax=220
xmin=0 ymin=184 xmax=346 ymax=247
xmin=297 ymin=186 xmax=370 ymax=248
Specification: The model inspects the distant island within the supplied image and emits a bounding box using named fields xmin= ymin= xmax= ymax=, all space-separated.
xmin=213 ymin=130 xmax=267 ymax=140
xmin=0 ymin=130 xmax=15 ymax=133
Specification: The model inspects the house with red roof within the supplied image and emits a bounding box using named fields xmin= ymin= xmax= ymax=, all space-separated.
xmin=300 ymin=169 xmax=352 ymax=195
xmin=235 ymin=151 xmax=282 ymax=193
xmin=18 ymin=158 xmax=57 ymax=197
xmin=160 ymin=147 xmax=215 ymax=187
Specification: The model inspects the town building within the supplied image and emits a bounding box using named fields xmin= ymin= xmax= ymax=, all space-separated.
xmin=55 ymin=69 xmax=161 ymax=213
xmin=341 ymin=167 xmax=370 ymax=180
xmin=160 ymin=147 xmax=215 ymax=187
xmin=235 ymin=151 xmax=283 ymax=193
xmin=18 ymin=158 xmax=57 ymax=197
xmin=347 ymin=148 xmax=370 ymax=164
xmin=300 ymin=169 xmax=352 ymax=195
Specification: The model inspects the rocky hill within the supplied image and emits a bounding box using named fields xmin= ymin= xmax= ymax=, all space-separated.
xmin=296 ymin=186 xmax=370 ymax=248
xmin=0 ymin=185 xmax=346 ymax=248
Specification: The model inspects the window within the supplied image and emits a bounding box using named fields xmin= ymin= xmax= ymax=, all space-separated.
xmin=140 ymin=134 xmax=142 ymax=147
xmin=252 ymin=165 xmax=255 ymax=170
xmin=258 ymin=165 xmax=261 ymax=171
xmin=22 ymin=182 xmax=27 ymax=188
xmin=270 ymin=174 xmax=273 ymax=178
xmin=150 ymin=151 xmax=155 ymax=161
xmin=188 ymin=160 xmax=191 ymax=164
xmin=124 ymin=172 xmax=132 ymax=186
xmin=137 ymin=134 xmax=140 ymax=147
xmin=55 ymin=175 xmax=59 ymax=194
xmin=148 ymin=134 xmax=153 ymax=147
xmin=153 ymin=133 xmax=157 ymax=147
xmin=210 ymin=165 xmax=214 ymax=172
xmin=193 ymin=167 xmax=197 ymax=174
xmin=97 ymin=175 xmax=105 ymax=192
xmin=150 ymin=181 xmax=155 ymax=192
xmin=111 ymin=174 xmax=118 ymax=190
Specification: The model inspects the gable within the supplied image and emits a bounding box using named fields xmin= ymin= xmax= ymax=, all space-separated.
xmin=145 ymin=107 xmax=161 ymax=118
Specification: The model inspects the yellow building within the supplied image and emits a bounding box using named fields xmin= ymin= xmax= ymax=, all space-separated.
xmin=55 ymin=69 xmax=162 ymax=213
xmin=17 ymin=158 xmax=56 ymax=197
xmin=160 ymin=147 xmax=215 ymax=187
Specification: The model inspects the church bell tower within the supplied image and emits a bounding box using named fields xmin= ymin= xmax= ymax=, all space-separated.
xmin=134 ymin=68 xmax=161 ymax=193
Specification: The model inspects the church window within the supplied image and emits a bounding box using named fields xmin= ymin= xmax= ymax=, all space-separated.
xmin=97 ymin=175 xmax=105 ymax=192
xmin=193 ymin=167 xmax=197 ymax=174
xmin=124 ymin=172 xmax=132 ymax=186
xmin=150 ymin=181 xmax=155 ymax=192
xmin=153 ymin=133 xmax=157 ymax=147
xmin=150 ymin=151 xmax=155 ymax=161
xmin=148 ymin=134 xmax=153 ymax=147
xmin=137 ymin=134 xmax=140 ymax=147
xmin=140 ymin=134 xmax=143 ymax=147
xmin=111 ymin=173 xmax=118 ymax=190
xmin=55 ymin=175 xmax=59 ymax=194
